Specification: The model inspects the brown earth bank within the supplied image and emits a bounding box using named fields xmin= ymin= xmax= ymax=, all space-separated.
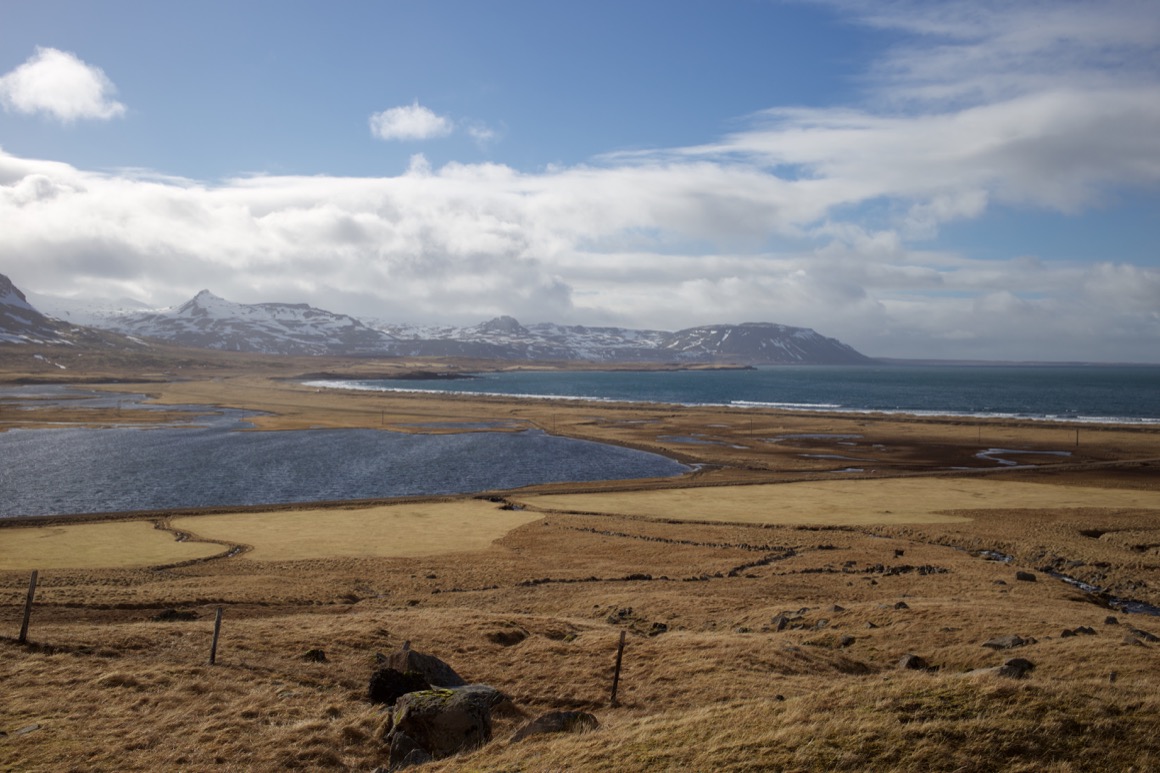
xmin=2 ymin=349 xmax=1160 ymax=771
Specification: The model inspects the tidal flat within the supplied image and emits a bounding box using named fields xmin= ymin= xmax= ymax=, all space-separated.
xmin=2 ymin=360 xmax=1160 ymax=771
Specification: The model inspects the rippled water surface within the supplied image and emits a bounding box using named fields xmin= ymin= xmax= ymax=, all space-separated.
xmin=0 ymin=388 xmax=688 ymax=518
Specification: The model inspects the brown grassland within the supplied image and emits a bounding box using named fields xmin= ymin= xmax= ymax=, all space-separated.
xmin=2 ymin=346 xmax=1160 ymax=771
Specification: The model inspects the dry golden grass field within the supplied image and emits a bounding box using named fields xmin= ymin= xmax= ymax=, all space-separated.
xmin=3 ymin=351 xmax=1160 ymax=771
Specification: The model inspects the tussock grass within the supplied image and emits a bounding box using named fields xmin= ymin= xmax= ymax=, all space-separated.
xmin=4 ymin=505 xmax=1159 ymax=771
xmin=431 ymin=676 xmax=1160 ymax=772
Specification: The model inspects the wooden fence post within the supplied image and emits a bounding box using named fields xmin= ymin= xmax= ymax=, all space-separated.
xmin=18 ymin=570 xmax=38 ymax=644
xmin=610 ymin=630 xmax=627 ymax=707
xmin=209 ymin=606 xmax=223 ymax=665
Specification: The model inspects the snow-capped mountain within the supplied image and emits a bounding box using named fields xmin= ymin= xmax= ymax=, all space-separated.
xmin=0 ymin=273 xmax=74 ymax=344
xmin=661 ymin=323 xmax=869 ymax=364
xmin=101 ymin=290 xmax=398 ymax=355
xmin=26 ymin=291 xmax=155 ymax=328
xmin=370 ymin=315 xmax=869 ymax=364
xmin=24 ymin=284 xmax=872 ymax=364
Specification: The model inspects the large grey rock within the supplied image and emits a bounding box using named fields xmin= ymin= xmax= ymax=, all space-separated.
xmin=511 ymin=711 xmax=599 ymax=743
xmin=386 ymin=685 xmax=509 ymax=766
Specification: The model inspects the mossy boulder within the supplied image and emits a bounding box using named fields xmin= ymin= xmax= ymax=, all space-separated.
xmin=385 ymin=685 xmax=509 ymax=766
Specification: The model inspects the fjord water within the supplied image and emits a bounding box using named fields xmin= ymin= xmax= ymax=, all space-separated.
xmin=326 ymin=365 xmax=1160 ymax=423
xmin=0 ymin=395 xmax=687 ymax=518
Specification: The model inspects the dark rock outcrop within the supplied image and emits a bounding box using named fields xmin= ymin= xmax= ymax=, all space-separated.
xmin=380 ymin=645 xmax=466 ymax=688
xmin=998 ymin=658 xmax=1036 ymax=679
xmin=369 ymin=668 xmax=430 ymax=706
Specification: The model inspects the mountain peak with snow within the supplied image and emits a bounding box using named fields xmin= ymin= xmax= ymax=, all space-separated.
xmin=0 ymin=273 xmax=73 ymax=344
xmin=98 ymin=290 xmax=397 ymax=355
xmin=21 ymin=284 xmax=873 ymax=364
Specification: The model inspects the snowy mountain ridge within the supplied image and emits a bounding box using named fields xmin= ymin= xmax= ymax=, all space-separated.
xmin=4 ymin=279 xmax=872 ymax=364
xmin=100 ymin=290 xmax=398 ymax=355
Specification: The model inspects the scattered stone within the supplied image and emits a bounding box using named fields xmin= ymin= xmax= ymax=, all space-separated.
xmin=151 ymin=608 xmax=199 ymax=622
xmin=771 ymin=614 xmax=790 ymax=632
xmin=510 ymin=711 xmax=599 ymax=742
xmin=648 ymin=622 xmax=668 ymax=637
xmin=830 ymin=604 xmax=846 ymax=613
xmin=897 ymin=654 xmax=930 ymax=671
xmin=1123 ymin=635 xmax=1147 ymax=647
xmin=301 ymin=648 xmax=327 ymax=663
xmin=893 ymin=549 xmax=905 ymax=558
xmin=982 ymin=634 xmax=1032 ymax=650
xmin=14 ymin=724 xmax=42 ymax=736
xmin=1126 ymin=627 xmax=1160 ymax=643
xmin=814 ymin=619 xmax=830 ymax=630
xmin=774 ymin=694 xmax=786 ymax=702
xmin=993 ymin=580 xmax=1007 ymax=586
xmin=369 ymin=668 xmax=431 ymax=706
xmin=381 ymin=644 xmax=466 ymax=688
xmin=838 ymin=635 xmax=856 ymax=648
xmin=1015 ymin=571 xmax=1037 ymax=582
xmin=1061 ymin=629 xmax=1076 ymax=638
xmin=486 ymin=629 xmax=528 ymax=647
xmin=1109 ymin=671 xmax=1118 ymax=683
xmin=1075 ymin=626 xmax=1097 ymax=636
xmin=606 ymin=608 xmax=634 ymax=625
xmin=998 ymin=658 xmax=1035 ymax=679
xmin=866 ymin=622 xmax=879 ymax=629
xmin=1105 ymin=616 xmax=1120 ymax=626
xmin=893 ymin=601 xmax=910 ymax=610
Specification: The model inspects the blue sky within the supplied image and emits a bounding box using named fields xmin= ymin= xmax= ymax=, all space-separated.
xmin=1 ymin=0 xmax=1158 ymax=361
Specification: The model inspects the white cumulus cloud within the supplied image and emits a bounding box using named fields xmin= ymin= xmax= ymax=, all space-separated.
xmin=0 ymin=47 xmax=126 ymax=123
xmin=3 ymin=2 xmax=1159 ymax=362
xmin=369 ymin=101 xmax=453 ymax=141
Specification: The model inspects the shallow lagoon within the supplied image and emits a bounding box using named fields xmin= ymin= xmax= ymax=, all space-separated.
xmin=0 ymin=389 xmax=688 ymax=518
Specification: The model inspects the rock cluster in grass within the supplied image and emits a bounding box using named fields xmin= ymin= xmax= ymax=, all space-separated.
xmin=370 ymin=644 xmax=598 ymax=770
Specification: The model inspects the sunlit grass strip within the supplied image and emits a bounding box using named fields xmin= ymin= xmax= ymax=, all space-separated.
xmin=516 ymin=478 xmax=1160 ymax=525
xmin=172 ymin=500 xmax=540 ymax=561
xmin=0 ymin=521 xmax=222 ymax=570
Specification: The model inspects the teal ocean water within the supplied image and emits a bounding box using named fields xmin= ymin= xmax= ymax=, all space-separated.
xmin=317 ymin=365 xmax=1160 ymax=424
